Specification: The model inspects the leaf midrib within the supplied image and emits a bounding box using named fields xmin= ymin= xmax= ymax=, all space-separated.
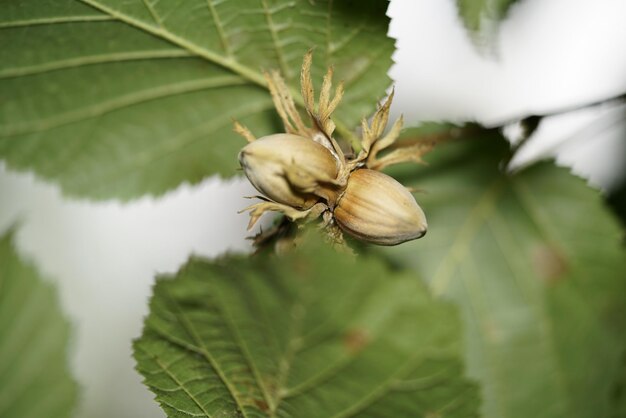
xmin=430 ymin=178 xmax=505 ymax=296
xmin=79 ymin=0 xmax=266 ymax=88
xmin=427 ymin=172 xmax=575 ymax=417
xmin=78 ymin=0 xmax=360 ymax=147
xmin=162 ymin=285 xmax=252 ymax=418
xmin=208 ymin=269 xmax=277 ymax=414
xmin=510 ymin=178 xmax=575 ymax=415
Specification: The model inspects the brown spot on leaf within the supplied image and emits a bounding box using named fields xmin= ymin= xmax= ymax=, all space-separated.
xmin=532 ymin=244 xmax=568 ymax=284
xmin=253 ymin=399 xmax=269 ymax=412
xmin=292 ymin=257 xmax=312 ymax=278
xmin=343 ymin=328 xmax=370 ymax=354
xmin=483 ymin=319 xmax=503 ymax=344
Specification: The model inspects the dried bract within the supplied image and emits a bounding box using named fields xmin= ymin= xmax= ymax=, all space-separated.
xmin=234 ymin=51 xmax=432 ymax=247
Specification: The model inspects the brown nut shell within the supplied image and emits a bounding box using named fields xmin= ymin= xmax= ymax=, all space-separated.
xmin=239 ymin=134 xmax=339 ymax=209
xmin=334 ymin=169 xmax=427 ymax=245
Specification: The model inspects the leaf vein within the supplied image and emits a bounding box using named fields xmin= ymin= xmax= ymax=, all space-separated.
xmin=209 ymin=275 xmax=276 ymax=411
xmin=260 ymin=0 xmax=292 ymax=79
xmin=140 ymin=0 xmax=164 ymax=27
xmin=1 ymin=75 xmax=248 ymax=137
xmin=77 ymin=98 xmax=274 ymax=195
xmin=77 ymin=0 xmax=358 ymax=142
xmin=0 ymin=49 xmax=192 ymax=79
xmin=330 ymin=357 xmax=424 ymax=418
xmin=162 ymin=286 xmax=251 ymax=418
xmin=430 ymin=178 xmax=504 ymax=295
xmin=205 ymin=0 xmax=235 ymax=58
xmin=0 ymin=15 xmax=113 ymax=29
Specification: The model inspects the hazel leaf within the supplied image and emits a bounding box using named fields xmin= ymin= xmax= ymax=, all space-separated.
xmin=385 ymin=127 xmax=626 ymax=418
xmin=456 ymin=0 xmax=520 ymax=42
xmin=0 ymin=0 xmax=393 ymax=200
xmin=133 ymin=235 xmax=480 ymax=418
xmin=609 ymin=350 xmax=626 ymax=418
xmin=0 ymin=228 xmax=79 ymax=418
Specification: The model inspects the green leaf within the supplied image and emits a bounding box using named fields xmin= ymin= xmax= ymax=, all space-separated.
xmin=610 ymin=351 xmax=626 ymax=418
xmin=607 ymin=174 xmax=626 ymax=231
xmin=134 ymin=235 xmax=480 ymax=417
xmin=0 ymin=0 xmax=393 ymax=200
xmin=385 ymin=129 xmax=626 ymax=418
xmin=0 ymin=228 xmax=78 ymax=418
xmin=456 ymin=0 xmax=519 ymax=38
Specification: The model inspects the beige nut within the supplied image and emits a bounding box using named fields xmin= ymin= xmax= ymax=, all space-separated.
xmin=334 ymin=169 xmax=427 ymax=245
xmin=238 ymin=133 xmax=340 ymax=209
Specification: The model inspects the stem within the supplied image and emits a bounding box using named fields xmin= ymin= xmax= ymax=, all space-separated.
xmin=389 ymin=124 xmax=487 ymax=150
xmin=391 ymin=91 xmax=626 ymax=158
xmin=506 ymin=91 xmax=626 ymax=158
xmin=494 ymin=91 xmax=626 ymax=128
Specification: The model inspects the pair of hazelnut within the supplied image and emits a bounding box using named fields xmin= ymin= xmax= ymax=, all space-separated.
xmin=236 ymin=52 xmax=428 ymax=246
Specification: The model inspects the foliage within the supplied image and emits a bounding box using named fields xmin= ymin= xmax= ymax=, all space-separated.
xmin=0 ymin=229 xmax=78 ymax=418
xmin=2 ymin=1 xmax=625 ymax=417
xmin=0 ymin=0 xmax=393 ymax=200
xmin=134 ymin=235 xmax=480 ymax=417
xmin=456 ymin=0 xmax=520 ymax=38
xmin=385 ymin=128 xmax=626 ymax=418
xmin=610 ymin=351 xmax=626 ymax=418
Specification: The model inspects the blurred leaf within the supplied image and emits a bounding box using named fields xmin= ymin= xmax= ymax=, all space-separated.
xmin=610 ymin=351 xmax=626 ymax=418
xmin=456 ymin=0 xmax=519 ymax=39
xmin=385 ymin=129 xmax=626 ymax=418
xmin=0 ymin=229 xmax=78 ymax=418
xmin=134 ymin=235 xmax=480 ymax=418
xmin=0 ymin=0 xmax=393 ymax=200
xmin=396 ymin=122 xmax=465 ymax=142
xmin=607 ymin=175 xmax=626 ymax=233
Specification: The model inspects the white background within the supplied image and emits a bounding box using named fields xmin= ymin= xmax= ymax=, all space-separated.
xmin=1 ymin=1 xmax=625 ymax=417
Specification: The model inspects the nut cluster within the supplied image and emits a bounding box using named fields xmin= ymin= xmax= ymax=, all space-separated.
xmin=235 ymin=52 xmax=431 ymax=246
